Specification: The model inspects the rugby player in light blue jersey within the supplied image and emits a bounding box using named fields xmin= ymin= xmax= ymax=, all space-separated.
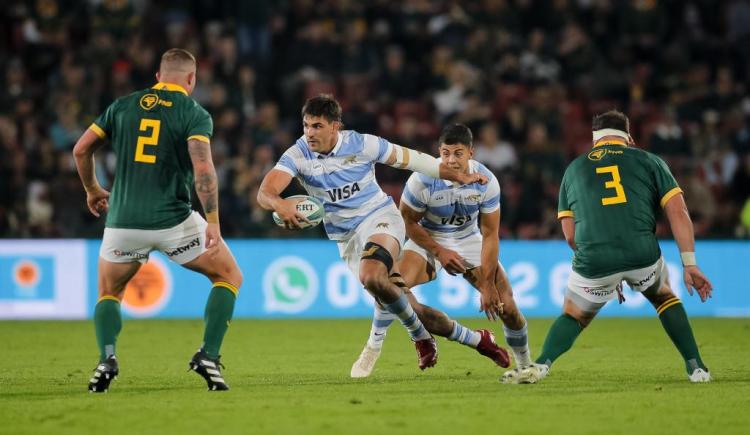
xmin=351 ymin=124 xmax=532 ymax=380
xmin=258 ymin=95 xmax=489 ymax=371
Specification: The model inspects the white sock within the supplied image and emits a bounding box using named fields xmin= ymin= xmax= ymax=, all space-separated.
xmin=448 ymin=321 xmax=481 ymax=348
xmin=366 ymin=305 xmax=396 ymax=349
xmin=503 ymin=322 xmax=532 ymax=368
xmin=383 ymin=294 xmax=432 ymax=341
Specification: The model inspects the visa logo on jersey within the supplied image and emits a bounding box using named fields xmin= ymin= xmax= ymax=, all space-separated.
xmin=326 ymin=182 xmax=360 ymax=202
xmin=0 ymin=256 xmax=54 ymax=300
xmin=441 ymin=215 xmax=472 ymax=225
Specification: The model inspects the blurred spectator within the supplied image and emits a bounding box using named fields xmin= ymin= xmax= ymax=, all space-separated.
xmin=474 ymin=122 xmax=518 ymax=174
xmin=649 ymin=107 xmax=690 ymax=157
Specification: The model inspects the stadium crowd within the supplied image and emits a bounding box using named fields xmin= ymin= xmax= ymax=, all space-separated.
xmin=1 ymin=0 xmax=749 ymax=239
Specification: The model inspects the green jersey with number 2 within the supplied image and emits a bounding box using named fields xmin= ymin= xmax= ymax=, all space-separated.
xmin=90 ymin=82 xmax=213 ymax=230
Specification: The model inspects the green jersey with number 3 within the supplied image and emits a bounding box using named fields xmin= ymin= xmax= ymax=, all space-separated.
xmin=90 ymin=82 xmax=212 ymax=230
xmin=558 ymin=142 xmax=682 ymax=278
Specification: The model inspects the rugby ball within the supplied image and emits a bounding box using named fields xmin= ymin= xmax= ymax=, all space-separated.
xmin=272 ymin=195 xmax=325 ymax=229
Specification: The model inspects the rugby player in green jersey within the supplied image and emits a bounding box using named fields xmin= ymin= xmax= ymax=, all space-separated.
xmin=73 ymin=49 xmax=243 ymax=392
xmin=517 ymin=110 xmax=713 ymax=384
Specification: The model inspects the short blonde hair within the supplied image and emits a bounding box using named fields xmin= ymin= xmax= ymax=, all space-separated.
xmin=160 ymin=48 xmax=196 ymax=73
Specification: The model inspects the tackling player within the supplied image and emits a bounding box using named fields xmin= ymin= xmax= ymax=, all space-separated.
xmin=73 ymin=49 xmax=242 ymax=392
xmin=257 ymin=95 xmax=489 ymax=371
xmin=519 ymin=110 xmax=713 ymax=384
xmin=350 ymin=124 xmax=530 ymax=379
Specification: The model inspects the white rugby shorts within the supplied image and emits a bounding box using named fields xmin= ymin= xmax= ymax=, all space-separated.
xmin=337 ymin=204 xmax=405 ymax=278
xmin=99 ymin=211 xmax=208 ymax=265
xmin=404 ymin=231 xmax=483 ymax=275
xmin=567 ymin=256 xmax=668 ymax=311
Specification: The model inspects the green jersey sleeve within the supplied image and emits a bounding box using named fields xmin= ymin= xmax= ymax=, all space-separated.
xmin=558 ymin=168 xmax=573 ymax=219
xmin=186 ymin=104 xmax=213 ymax=143
xmin=90 ymin=99 xmax=119 ymax=139
xmin=650 ymin=154 xmax=682 ymax=207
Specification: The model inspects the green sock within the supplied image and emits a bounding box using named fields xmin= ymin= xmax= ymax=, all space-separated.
xmin=202 ymin=284 xmax=237 ymax=358
xmin=94 ymin=298 xmax=122 ymax=361
xmin=535 ymin=314 xmax=584 ymax=366
xmin=657 ymin=300 xmax=706 ymax=374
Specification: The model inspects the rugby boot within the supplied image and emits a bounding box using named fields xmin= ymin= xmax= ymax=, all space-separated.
xmin=189 ymin=350 xmax=229 ymax=391
xmin=88 ymin=356 xmax=118 ymax=393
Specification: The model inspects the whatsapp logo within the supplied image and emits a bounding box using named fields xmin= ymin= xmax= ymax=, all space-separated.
xmin=263 ymin=256 xmax=319 ymax=313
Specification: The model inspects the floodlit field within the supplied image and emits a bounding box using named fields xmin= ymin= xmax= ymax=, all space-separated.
xmin=2 ymin=318 xmax=748 ymax=435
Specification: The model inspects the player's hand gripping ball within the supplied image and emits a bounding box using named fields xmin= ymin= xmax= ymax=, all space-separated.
xmin=272 ymin=195 xmax=325 ymax=229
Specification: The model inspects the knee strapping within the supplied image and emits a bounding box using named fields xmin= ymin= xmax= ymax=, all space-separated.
xmin=389 ymin=272 xmax=408 ymax=290
xmin=361 ymin=242 xmax=393 ymax=271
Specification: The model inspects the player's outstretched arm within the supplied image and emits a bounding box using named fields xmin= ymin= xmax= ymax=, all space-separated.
xmin=384 ymin=145 xmax=488 ymax=185
xmin=188 ymin=138 xmax=221 ymax=248
xmin=257 ymin=169 xmax=310 ymax=229
xmin=72 ymin=128 xmax=109 ymax=217
xmin=478 ymin=209 xmax=503 ymax=320
xmin=663 ymin=193 xmax=713 ymax=302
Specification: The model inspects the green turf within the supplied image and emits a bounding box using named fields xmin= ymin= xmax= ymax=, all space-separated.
xmin=2 ymin=318 xmax=749 ymax=435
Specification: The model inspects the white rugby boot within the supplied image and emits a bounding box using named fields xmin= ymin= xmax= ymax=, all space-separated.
xmin=518 ymin=363 xmax=550 ymax=384
xmin=688 ymin=368 xmax=712 ymax=383
xmin=501 ymin=368 xmax=522 ymax=384
xmin=350 ymin=344 xmax=382 ymax=378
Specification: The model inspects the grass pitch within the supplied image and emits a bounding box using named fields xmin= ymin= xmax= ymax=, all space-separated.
xmin=2 ymin=318 xmax=749 ymax=435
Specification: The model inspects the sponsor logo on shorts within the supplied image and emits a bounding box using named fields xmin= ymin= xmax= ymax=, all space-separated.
xmin=583 ymin=286 xmax=613 ymax=297
xmin=164 ymin=238 xmax=200 ymax=257
xmin=632 ymin=270 xmax=657 ymax=287
xmin=113 ymin=250 xmax=149 ymax=260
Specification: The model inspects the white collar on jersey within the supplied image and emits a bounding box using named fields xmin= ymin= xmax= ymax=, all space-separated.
xmin=311 ymin=132 xmax=344 ymax=158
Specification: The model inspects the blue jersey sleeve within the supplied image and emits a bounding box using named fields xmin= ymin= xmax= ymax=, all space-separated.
xmin=480 ymin=174 xmax=501 ymax=213
xmin=401 ymin=173 xmax=429 ymax=212
xmin=274 ymin=145 xmax=302 ymax=177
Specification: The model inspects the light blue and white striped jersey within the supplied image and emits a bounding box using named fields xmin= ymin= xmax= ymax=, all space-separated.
xmin=401 ymin=160 xmax=500 ymax=238
xmin=273 ymin=130 xmax=396 ymax=241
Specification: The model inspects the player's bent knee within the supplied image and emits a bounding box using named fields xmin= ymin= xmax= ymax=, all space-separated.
xmin=227 ymin=265 xmax=243 ymax=289
xmin=360 ymin=273 xmax=390 ymax=293
xmin=98 ymin=288 xmax=124 ymax=300
xmin=563 ymin=298 xmax=597 ymax=328
xmin=646 ymin=289 xmax=677 ymax=309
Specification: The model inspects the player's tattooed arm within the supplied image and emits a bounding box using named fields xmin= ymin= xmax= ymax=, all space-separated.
xmin=188 ymin=138 xmax=219 ymax=223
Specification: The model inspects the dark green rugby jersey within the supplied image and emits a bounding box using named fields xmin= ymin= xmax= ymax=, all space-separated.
xmin=90 ymin=82 xmax=212 ymax=229
xmin=557 ymin=139 xmax=682 ymax=278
